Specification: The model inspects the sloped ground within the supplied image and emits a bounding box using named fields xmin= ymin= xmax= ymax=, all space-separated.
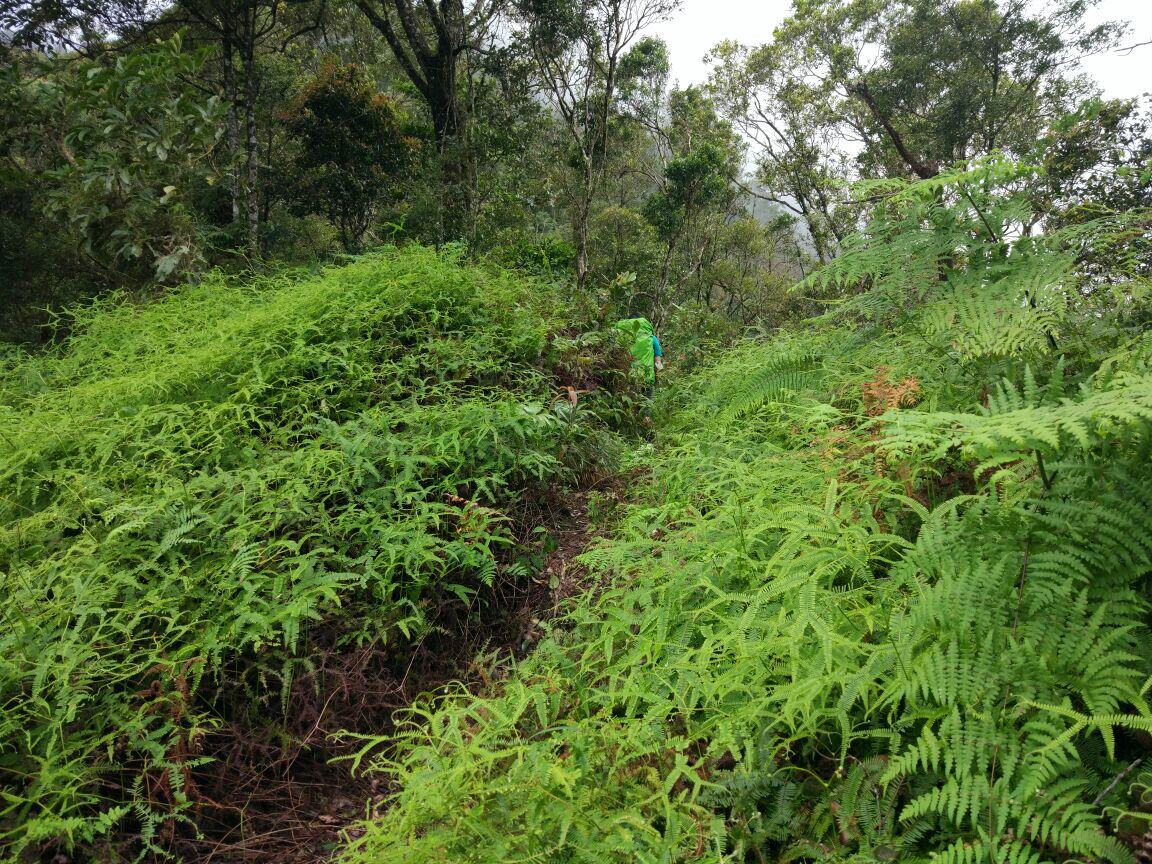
xmin=172 ymin=473 xmax=631 ymax=864
xmin=0 ymin=248 xmax=636 ymax=862
xmin=339 ymin=328 xmax=1152 ymax=864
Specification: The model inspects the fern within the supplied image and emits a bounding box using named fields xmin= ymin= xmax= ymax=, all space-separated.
xmin=338 ymin=164 xmax=1152 ymax=864
xmin=0 ymin=248 xmax=623 ymax=858
xmin=806 ymin=156 xmax=1151 ymax=365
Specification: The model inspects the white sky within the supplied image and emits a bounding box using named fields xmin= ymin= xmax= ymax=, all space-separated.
xmin=652 ymin=0 xmax=1152 ymax=101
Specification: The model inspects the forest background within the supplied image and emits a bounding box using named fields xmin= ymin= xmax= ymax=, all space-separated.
xmin=2 ymin=0 xmax=1147 ymax=348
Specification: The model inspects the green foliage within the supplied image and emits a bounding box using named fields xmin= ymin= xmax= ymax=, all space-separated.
xmin=643 ymin=142 xmax=732 ymax=240
xmin=0 ymin=59 xmax=88 ymax=342
xmin=618 ymin=35 xmax=670 ymax=99
xmin=706 ymin=37 xmax=858 ymax=264
xmin=0 ymin=247 xmax=616 ymax=857
xmin=283 ymin=59 xmax=419 ymax=252
xmin=0 ymin=1 xmax=1149 ymax=859
xmin=340 ymin=161 xmax=1152 ymax=864
xmin=587 ymin=207 xmax=662 ymax=310
xmin=775 ymin=0 xmax=1119 ymax=178
xmin=1033 ymin=96 xmax=1152 ymax=229
xmin=709 ymin=0 xmax=1131 ymax=270
xmin=489 ymin=233 xmax=577 ymax=278
xmin=807 ymin=157 xmax=1152 ymax=364
xmin=20 ymin=34 xmax=224 ymax=282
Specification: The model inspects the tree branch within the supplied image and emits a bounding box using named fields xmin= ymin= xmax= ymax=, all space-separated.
xmin=848 ymin=78 xmax=936 ymax=179
xmin=355 ymin=0 xmax=430 ymax=96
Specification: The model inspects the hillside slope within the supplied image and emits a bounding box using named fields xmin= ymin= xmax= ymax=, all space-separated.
xmin=344 ymin=326 xmax=1152 ymax=864
xmin=0 ymin=248 xmax=627 ymax=858
xmin=343 ymin=169 xmax=1152 ymax=864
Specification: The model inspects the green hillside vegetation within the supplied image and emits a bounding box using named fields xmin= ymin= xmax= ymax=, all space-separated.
xmin=341 ymin=164 xmax=1152 ymax=863
xmin=0 ymin=248 xmax=629 ymax=856
xmin=4 ymin=0 xmax=1152 ymax=861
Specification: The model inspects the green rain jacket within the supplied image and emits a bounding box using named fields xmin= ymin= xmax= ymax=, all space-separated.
xmin=614 ymin=317 xmax=658 ymax=384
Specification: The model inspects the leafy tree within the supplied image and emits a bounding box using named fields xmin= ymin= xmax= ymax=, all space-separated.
xmin=1033 ymin=96 xmax=1152 ymax=224
xmin=708 ymin=39 xmax=855 ymax=263
xmin=686 ymin=215 xmax=802 ymax=325
xmin=352 ymin=0 xmax=474 ymax=149
xmin=18 ymin=34 xmax=223 ymax=282
xmin=642 ymin=141 xmax=732 ymax=320
xmin=587 ymin=205 xmax=661 ymax=310
xmin=710 ymin=0 xmax=1127 ymax=260
xmin=353 ymin=0 xmax=503 ymax=239
xmin=462 ymin=38 xmax=559 ymax=250
xmin=610 ymin=58 xmax=746 ymax=322
xmin=0 ymin=0 xmax=152 ymax=54
xmin=517 ymin=0 xmax=678 ymax=288
xmin=0 ymin=54 xmax=87 ymax=340
xmin=284 ymin=59 xmax=417 ymax=251
xmin=776 ymin=0 xmax=1123 ymax=179
xmin=616 ymin=33 xmax=668 ymax=131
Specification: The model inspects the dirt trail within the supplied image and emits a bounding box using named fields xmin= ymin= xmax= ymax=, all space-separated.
xmin=511 ymin=483 xmax=621 ymax=655
xmin=174 ymin=476 xmax=627 ymax=864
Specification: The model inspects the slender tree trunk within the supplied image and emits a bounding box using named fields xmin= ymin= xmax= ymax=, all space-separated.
xmin=653 ymin=243 xmax=674 ymax=325
xmin=242 ymin=45 xmax=260 ymax=259
xmin=222 ymin=39 xmax=241 ymax=225
xmin=573 ymin=168 xmax=593 ymax=290
xmin=574 ymin=229 xmax=588 ymax=288
xmin=576 ymin=31 xmax=625 ymax=290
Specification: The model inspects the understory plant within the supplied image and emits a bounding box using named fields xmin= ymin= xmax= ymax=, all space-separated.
xmin=341 ymin=160 xmax=1152 ymax=863
xmin=0 ymin=247 xmax=623 ymax=857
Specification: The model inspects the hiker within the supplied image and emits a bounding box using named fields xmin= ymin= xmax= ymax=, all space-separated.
xmin=613 ymin=317 xmax=663 ymax=400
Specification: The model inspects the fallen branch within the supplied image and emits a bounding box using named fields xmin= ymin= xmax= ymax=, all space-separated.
xmin=1093 ymin=757 xmax=1143 ymax=806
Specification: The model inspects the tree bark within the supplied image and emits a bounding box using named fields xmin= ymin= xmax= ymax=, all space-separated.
xmin=242 ymin=43 xmax=260 ymax=258
xmin=175 ymin=0 xmax=313 ymax=258
xmin=573 ymin=166 xmax=595 ymax=290
xmin=427 ymin=48 xmax=473 ymax=241
xmin=221 ymin=38 xmax=242 ymax=224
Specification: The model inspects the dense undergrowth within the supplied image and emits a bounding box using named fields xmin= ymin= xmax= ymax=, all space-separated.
xmin=0 ymin=247 xmax=633 ymax=858
xmin=341 ymin=164 xmax=1152 ymax=863
xmin=5 ymin=159 xmax=1152 ymax=864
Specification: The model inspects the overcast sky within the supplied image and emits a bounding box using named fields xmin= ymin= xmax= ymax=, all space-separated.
xmin=652 ymin=0 xmax=1152 ymax=102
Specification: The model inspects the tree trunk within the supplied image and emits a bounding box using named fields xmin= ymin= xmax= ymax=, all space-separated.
xmin=573 ymin=177 xmax=591 ymax=291
xmin=428 ymin=53 xmax=473 ymax=243
xmin=353 ymin=0 xmax=475 ymax=244
xmin=222 ymin=39 xmax=241 ymax=225
xmin=850 ymin=79 xmax=937 ymax=180
xmin=653 ymin=242 xmax=674 ymax=325
xmin=242 ymin=45 xmax=260 ymax=259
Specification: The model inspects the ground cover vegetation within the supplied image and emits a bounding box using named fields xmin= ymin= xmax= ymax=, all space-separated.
xmin=0 ymin=248 xmax=638 ymax=858
xmin=339 ymin=159 xmax=1152 ymax=864
xmin=3 ymin=0 xmax=1152 ymax=861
